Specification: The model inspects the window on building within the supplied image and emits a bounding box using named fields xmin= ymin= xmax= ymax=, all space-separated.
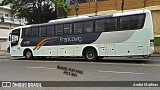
xmin=84 ymin=21 xmax=93 ymax=33
xmin=39 ymin=26 xmax=47 ymax=37
xmin=55 ymin=25 xmax=63 ymax=35
xmin=95 ymin=19 xmax=105 ymax=32
xmin=106 ymin=18 xmax=117 ymax=31
xmin=5 ymin=14 xmax=9 ymax=17
xmin=47 ymin=25 xmax=54 ymax=36
xmin=74 ymin=22 xmax=83 ymax=34
xmin=64 ymin=24 xmax=72 ymax=35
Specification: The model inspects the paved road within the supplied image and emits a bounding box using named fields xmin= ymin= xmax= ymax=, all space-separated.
xmin=0 ymin=56 xmax=160 ymax=90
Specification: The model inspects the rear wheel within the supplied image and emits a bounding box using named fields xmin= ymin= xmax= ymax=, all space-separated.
xmin=127 ymin=56 xmax=133 ymax=58
xmin=98 ymin=57 xmax=104 ymax=61
xmin=84 ymin=48 xmax=98 ymax=62
xmin=24 ymin=50 xmax=33 ymax=60
xmin=143 ymin=55 xmax=150 ymax=59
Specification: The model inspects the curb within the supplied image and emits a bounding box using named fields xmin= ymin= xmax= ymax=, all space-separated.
xmin=151 ymin=54 xmax=160 ymax=57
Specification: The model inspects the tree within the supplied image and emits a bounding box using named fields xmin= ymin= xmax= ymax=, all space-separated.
xmin=0 ymin=0 xmax=71 ymax=24
xmin=52 ymin=0 xmax=71 ymax=18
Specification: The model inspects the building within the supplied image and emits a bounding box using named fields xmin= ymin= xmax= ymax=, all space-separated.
xmin=67 ymin=0 xmax=160 ymax=53
xmin=0 ymin=6 xmax=26 ymax=51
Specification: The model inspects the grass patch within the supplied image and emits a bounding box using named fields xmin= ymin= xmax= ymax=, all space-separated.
xmin=154 ymin=37 xmax=160 ymax=45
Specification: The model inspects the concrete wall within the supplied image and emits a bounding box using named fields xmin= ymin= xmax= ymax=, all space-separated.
xmin=152 ymin=10 xmax=160 ymax=37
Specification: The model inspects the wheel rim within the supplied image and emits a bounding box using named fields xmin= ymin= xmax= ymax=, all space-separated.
xmin=143 ymin=55 xmax=150 ymax=59
xmin=86 ymin=51 xmax=95 ymax=59
xmin=26 ymin=51 xmax=32 ymax=59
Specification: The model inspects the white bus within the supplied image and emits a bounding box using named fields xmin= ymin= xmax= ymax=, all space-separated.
xmin=9 ymin=9 xmax=154 ymax=61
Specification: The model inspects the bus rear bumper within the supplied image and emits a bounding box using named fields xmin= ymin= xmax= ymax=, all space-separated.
xmin=147 ymin=46 xmax=154 ymax=55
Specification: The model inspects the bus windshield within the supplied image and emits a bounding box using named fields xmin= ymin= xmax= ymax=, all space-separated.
xmin=11 ymin=29 xmax=20 ymax=47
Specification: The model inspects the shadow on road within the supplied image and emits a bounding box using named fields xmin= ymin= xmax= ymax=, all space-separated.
xmin=10 ymin=56 xmax=158 ymax=65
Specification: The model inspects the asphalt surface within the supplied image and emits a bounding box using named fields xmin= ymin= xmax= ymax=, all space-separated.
xmin=0 ymin=54 xmax=160 ymax=90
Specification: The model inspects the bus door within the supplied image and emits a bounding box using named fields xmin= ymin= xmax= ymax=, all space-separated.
xmin=10 ymin=29 xmax=22 ymax=56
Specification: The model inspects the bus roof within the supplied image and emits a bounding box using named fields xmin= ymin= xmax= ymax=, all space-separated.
xmin=113 ymin=9 xmax=150 ymax=17
xmin=12 ymin=9 xmax=151 ymax=30
xmin=30 ymin=14 xmax=113 ymax=27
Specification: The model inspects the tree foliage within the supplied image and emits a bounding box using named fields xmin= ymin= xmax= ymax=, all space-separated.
xmin=0 ymin=0 xmax=71 ymax=24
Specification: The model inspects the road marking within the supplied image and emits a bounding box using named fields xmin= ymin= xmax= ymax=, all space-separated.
xmin=26 ymin=66 xmax=57 ymax=70
xmin=98 ymin=70 xmax=144 ymax=75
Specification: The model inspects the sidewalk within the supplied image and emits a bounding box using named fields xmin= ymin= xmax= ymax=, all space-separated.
xmin=0 ymin=51 xmax=11 ymax=58
xmin=151 ymin=53 xmax=160 ymax=57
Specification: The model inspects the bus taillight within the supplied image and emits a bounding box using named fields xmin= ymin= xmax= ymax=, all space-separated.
xmin=150 ymin=39 xmax=154 ymax=47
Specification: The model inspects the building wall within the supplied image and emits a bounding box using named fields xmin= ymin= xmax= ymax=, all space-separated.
xmin=0 ymin=6 xmax=26 ymax=51
xmin=69 ymin=0 xmax=160 ymax=15
xmin=152 ymin=10 xmax=160 ymax=37
xmin=0 ymin=23 xmax=20 ymax=51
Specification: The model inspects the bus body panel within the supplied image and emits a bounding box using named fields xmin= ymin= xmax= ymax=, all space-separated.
xmin=9 ymin=9 xmax=154 ymax=59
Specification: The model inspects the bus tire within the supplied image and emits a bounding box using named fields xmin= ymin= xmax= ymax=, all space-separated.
xmin=24 ymin=50 xmax=33 ymax=60
xmin=143 ymin=55 xmax=150 ymax=59
xmin=98 ymin=57 xmax=104 ymax=61
xmin=127 ymin=56 xmax=133 ymax=58
xmin=38 ymin=56 xmax=46 ymax=60
xmin=84 ymin=48 xmax=98 ymax=62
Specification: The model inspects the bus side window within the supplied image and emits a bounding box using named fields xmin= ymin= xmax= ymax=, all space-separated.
xmin=64 ymin=24 xmax=72 ymax=35
xmin=23 ymin=28 xmax=31 ymax=38
xmin=55 ymin=25 xmax=63 ymax=35
xmin=95 ymin=19 xmax=105 ymax=32
xmin=131 ymin=14 xmax=145 ymax=30
xmin=47 ymin=25 xmax=54 ymax=36
xmin=31 ymin=27 xmax=39 ymax=37
xmin=39 ymin=26 xmax=47 ymax=37
xmin=84 ymin=21 xmax=93 ymax=33
xmin=74 ymin=22 xmax=83 ymax=34
xmin=106 ymin=18 xmax=117 ymax=31
xmin=120 ymin=16 xmax=131 ymax=30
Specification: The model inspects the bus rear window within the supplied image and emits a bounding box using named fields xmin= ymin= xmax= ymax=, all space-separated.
xmin=131 ymin=14 xmax=145 ymax=29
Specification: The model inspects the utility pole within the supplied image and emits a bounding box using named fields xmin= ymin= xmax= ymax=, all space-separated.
xmin=122 ymin=0 xmax=124 ymax=12
xmin=55 ymin=3 xmax=58 ymax=18
xmin=144 ymin=0 xmax=146 ymax=8
xmin=75 ymin=0 xmax=79 ymax=17
xmin=95 ymin=0 xmax=97 ymax=16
